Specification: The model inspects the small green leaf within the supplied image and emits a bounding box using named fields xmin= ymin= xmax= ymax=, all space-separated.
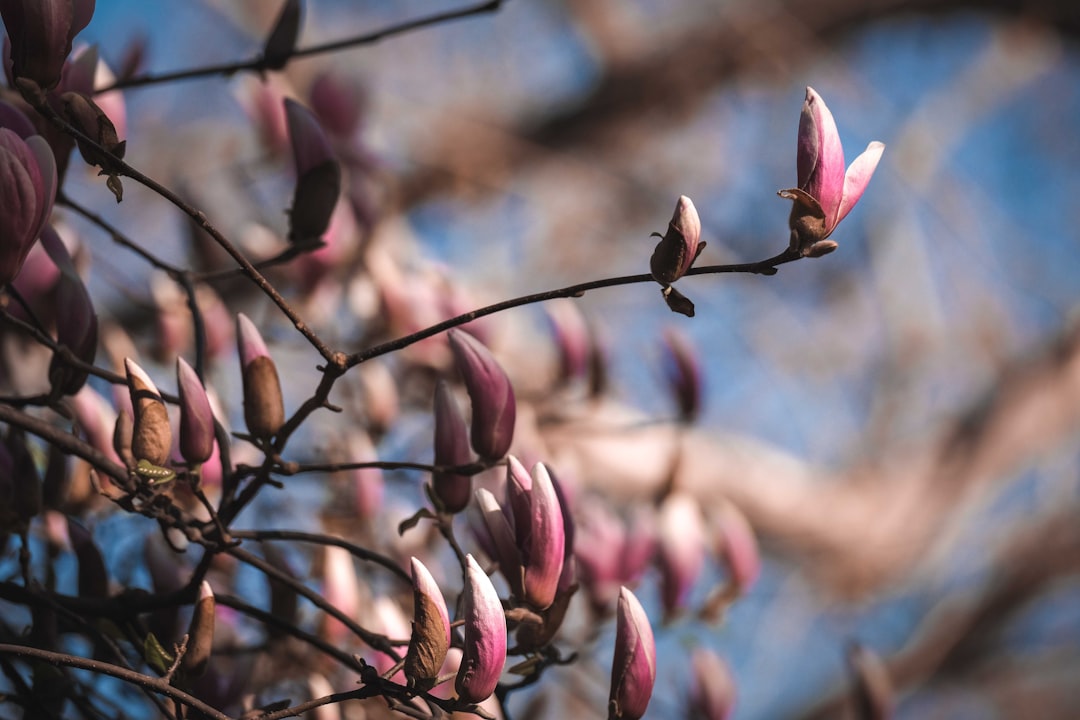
xmin=144 ymin=632 xmax=175 ymax=676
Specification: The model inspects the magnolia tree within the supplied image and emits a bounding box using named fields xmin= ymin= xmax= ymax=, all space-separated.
xmin=0 ymin=2 xmax=896 ymax=719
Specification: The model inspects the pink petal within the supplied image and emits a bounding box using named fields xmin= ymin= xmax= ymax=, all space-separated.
xmin=835 ymin=141 xmax=885 ymax=229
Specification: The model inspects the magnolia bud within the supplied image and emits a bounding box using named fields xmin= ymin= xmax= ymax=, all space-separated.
xmin=650 ymin=195 xmax=703 ymax=285
xmin=176 ymin=357 xmax=215 ymax=465
xmin=0 ymin=0 xmax=95 ymax=91
xmin=456 ymin=555 xmax=507 ymax=704
xmin=404 ymin=557 xmax=451 ymax=688
xmin=688 ymin=647 xmax=735 ymax=720
xmin=181 ymin=581 xmax=215 ymax=678
xmin=432 ymin=380 xmax=472 ymax=513
xmin=284 ymin=98 xmax=340 ymax=242
xmin=236 ymin=313 xmax=284 ymax=440
xmin=448 ymin=329 xmax=516 ymax=460
xmin=124 ymin=358 xmax=171 ymax=467
xmin=609 ymin=586 xmax=656 ymax=720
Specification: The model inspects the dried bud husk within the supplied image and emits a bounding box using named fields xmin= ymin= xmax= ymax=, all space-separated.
xmin=404 ymin=557 xmax=451 ymax=688
xmin=60 ymin=91 xmax=125 ymax=201
xmin=181 ymin=581 xmax=215 ymax=678
xmin=112 ymin=407 xmax=135 ymax=470
xmin=661 ymin=285 xmax=695 ymax=318
xmin=779 ymin=187 xmax=828 ymax=257
xmin=125 ymin=358 xmax=171 ymax=466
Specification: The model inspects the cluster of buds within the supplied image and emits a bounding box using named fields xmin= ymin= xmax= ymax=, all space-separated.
xmin=780 ymin=87 xmax=885 ymax=258
xmin=475 ymin=456 xmax=566 ymax=610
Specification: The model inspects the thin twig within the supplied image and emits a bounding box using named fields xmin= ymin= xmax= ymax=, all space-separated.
xmin=0 ymin=644 xmax=230 ymax=720
xmin=98 ymin=0 xmax=505 ymax=93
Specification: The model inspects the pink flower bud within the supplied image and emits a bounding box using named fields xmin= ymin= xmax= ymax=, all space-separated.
xmin=688 ymin=647 xmax=735 ymax=720
xmin=447 ymin=329 xmax=516 ymax=460
xmin=609 ymin=586 xmax=656 ymax=720
xmin=309 ymin=69 xmax=365 ymax=139
xmin=432 ymin=379 xmax=472 ymax=513
xmin=0 ymin=123 xmax=56 ymax=284
xmin=650 ymin=195 xmax=703 ymax=285
xmin=781 ymin=87 xmax=884 ymax=257
xmin=236 ymin=313 xmax=284 ymax=440
xmin=714 ymin=501 xmax=760 ymax=598
xmin=657 ymin=492 xmax=706 ymax=619
xmin=405 ymin=557 xmax=451 ymax=688
xmin=124 ymin=358 xmax=171 ymax=467
xmin=475 ymin=487 xmax=522 ymax=596
xmin=514 ymin=459 xmax=565 ymax=610
xmin=661 ymin=327 xmax=702 ymax=423
xmin=456 ymin=554 xmax=506 ymax=705
xmin=284 ymin=98 xmax=340 ymax=242
xmin=176 ymin=357 xmax=215 ymax=465
xmin=0 ymin=0 xmax=95 ymax=91
xmin=42 ymin=226 xmax=96 ymax=395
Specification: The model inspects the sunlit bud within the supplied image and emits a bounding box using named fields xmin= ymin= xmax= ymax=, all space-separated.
xmin=448 ymin=329 xmax=516 ymax=460
xmin=657 ymin=492 xmax=706 ymax=619
xmin=661 ymin=327 xmax=702 ymax=423
xmin=475 ymin=487 xmax=523 ymax=597
xmin=650 ymin=195 xmax=703 ymax=285
xmin=236 ymin=313 xmax=284 ymax=440
xmin=0 ymin=124 xmax=57 ymax=284
xmin=0 ymin=0 xmax=95 ymax=92
xmin=320 ymin=545 xmax=359 ymax=646
xmin=309 ymin=69 xmax=364 ymax=139
xmin=609 ymin=586 xmax=656 ymax=720
xmin=688 ymin=647 xmax=735 ymax=720
xmin=181 ymin=581 xmax=216 ymax=678
xmin=284 ymin=98 xmax=340 ymax=242
xmin=848 ymin=643 xmax=894 ymax=720
xmin=714 ymin=501 xmax=760 ymax=599
xmin=432 ymin=379 xmax=473 ymax=513
xmin=405 ymin=557 xmax=451 ymax=688
xmin=124 ymin=358 xmax=171 ymax=467
xmin=456 ymin=554 xmax=507 ymax=705
xmin=513 ymin=459 xmax=565 ymax=610
xmin=176 ymin=358 xmax=215 ymax=465
xmin=781 ymin=87 xmax=884 ymax=257
xmin=66 ymin=517 xmax=107 ymax=599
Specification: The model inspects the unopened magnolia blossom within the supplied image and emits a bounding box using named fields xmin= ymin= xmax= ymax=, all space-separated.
xmin=781 ymin=86 xmax=884 ymax=257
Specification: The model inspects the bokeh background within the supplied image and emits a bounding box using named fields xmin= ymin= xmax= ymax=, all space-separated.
xmin=40 ymin=0 xmax=1080 ymax=718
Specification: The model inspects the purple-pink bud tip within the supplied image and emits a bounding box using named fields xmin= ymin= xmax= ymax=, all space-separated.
xmin=609 ymin=586 xmax=656 ymax=720
xmin=447 ymin=329 xmax=516 ymax=460
xmin=455 ymin=554 xmax=507 ymax=704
